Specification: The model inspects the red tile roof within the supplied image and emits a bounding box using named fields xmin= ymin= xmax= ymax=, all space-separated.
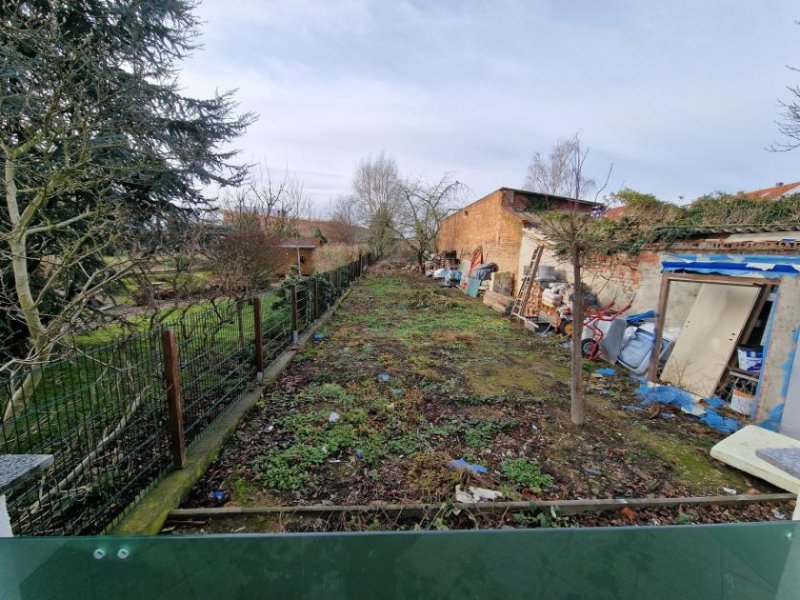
xmin=603 ymin=206 xmax=626 ymax=220
xmin=739 ymin=181 xmax=800 ymax=201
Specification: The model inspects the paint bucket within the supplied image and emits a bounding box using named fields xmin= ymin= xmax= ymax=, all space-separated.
xmin=736 ymin=346 xmax=763 ymax=372
xmin=730 ymin=389 xmax=756 ymax=417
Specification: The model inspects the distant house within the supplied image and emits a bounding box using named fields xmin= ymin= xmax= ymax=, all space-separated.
xmin=739 ymin=181 xmax=800 ymax=201
xmin=219 ymin=209 xmax=369 ymax=276
xmin=437 ymin=187 xmax=600 ymax=293
xmin=292 ymin=218 xmax=370 ymax=245
xmin=276 ymin=237 xmax=323 ymax=276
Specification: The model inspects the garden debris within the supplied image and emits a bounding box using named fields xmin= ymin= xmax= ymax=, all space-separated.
xmin=327 ymin=411 xmax=340 ymax=423
xmin=447 ymin=459 xmax=489 ymax=475
xmin=635 ymin=380 xmax=741 ymax=434
xmin=378 ymin=373 xmax=391 ymax=382
xmin=208 ymin=490 xmax=229 ymax=506
xmin=389 ymin=388 xmax=404 ymax=397
xmin=710 ymin=426 xmax=800 ymax=494
xmin=313 ymin=332 xmax=326 ymax=341
xmin=619 ymin=507 xmax=637 ymax=522
xmin=594 ymin=368 xmax=616 ymax=377
xmin=455 ymin=485 xmax=503 ymax=503
xmin=699 ymin=410 xmax=740 ymax=434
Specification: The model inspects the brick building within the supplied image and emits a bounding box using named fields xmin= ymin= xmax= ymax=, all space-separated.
xmin=437 ymin=187 xmax=599 ymax=293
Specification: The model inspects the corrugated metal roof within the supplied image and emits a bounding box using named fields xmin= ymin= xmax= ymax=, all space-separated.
xmin=652 ymin=224 xmax=800 ymax=235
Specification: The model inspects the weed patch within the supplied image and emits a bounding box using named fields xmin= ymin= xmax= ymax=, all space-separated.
xmin=502 ymin=457 xmax=554 ymax=493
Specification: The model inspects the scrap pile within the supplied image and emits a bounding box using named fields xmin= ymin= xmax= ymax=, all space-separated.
xmin=424 ymin=250 xmax=498 ymax=296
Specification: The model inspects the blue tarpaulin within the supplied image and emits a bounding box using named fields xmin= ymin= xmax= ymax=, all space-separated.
xmin=634 ymin=381 xmax=742 ymax=434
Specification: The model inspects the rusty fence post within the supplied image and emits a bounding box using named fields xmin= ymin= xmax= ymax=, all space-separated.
xmin=253 ymin=296 xmax=264 ymax=376
xmin=291 ymin=285 xmax=299 ymax=343
xmin=160 ymin=328 xmax=186 ymax=469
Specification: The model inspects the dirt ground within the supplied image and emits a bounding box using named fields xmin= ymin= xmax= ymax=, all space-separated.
xmin=175 ymin=271 xmax=793 ymax=533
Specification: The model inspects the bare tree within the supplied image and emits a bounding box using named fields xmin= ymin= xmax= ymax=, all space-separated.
xmin=208 ymin=195 xmax=283 ymax=296
xmin=394 ymin=175 xmax=465 ymax=271
xmin=328 ymin=194 xmax=360 ymax=243
xmin=525 ymin=135 xmax=597 ymax=199
xmin=244 ymin=164 xmax=311 ymax=239
xmin=352 ymin=153 xmax=402 ymax=257
xmin=532 ymin=135 xmax=611 ymax=426
xmin=772 ymin=21 xmax=800 ymax=151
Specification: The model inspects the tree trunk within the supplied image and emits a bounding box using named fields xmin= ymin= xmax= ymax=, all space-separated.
xmin=3 ymin=155 xmax=53 ymax=420
xmin=570 ymin=245 xmax=585 ymax=425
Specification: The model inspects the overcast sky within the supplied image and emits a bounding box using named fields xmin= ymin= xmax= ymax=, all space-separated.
xmin=181 ymin=0 xmax=800 ymax=214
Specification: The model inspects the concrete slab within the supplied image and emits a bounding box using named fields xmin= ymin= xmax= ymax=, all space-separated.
xmin=710 ymin=426 xmax=800 ymax=494
xmin=0 ymin=454 xmax=53 ymax=495
xmin=756 ymin=447 xmax=800 ymax=479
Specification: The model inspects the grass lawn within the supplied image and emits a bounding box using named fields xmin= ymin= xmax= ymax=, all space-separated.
xmin=180 ymin=272 xmax=790 ymax=532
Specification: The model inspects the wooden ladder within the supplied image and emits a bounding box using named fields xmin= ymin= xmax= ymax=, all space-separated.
xmin=511 ymin=245 xmax=544 ymax=320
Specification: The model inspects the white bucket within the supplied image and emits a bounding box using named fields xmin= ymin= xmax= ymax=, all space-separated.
xmin=730 ymin=389 xmax=756 ymax=417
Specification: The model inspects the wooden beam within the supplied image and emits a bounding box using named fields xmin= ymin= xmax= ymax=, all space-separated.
xmin=160 ymin=328 xmax=186 ymax=469
xmin=252 ymin=297 xmax=264 ymax=373
xmin=664 ymin=273 xmax=778 ymax=287
xmin=290 ymin=285 xmax=298 ymax=335
xmin=167 ymin=493 xmax=796 ymax=520
xmin=648 ymin=275 xmax=672 ymax=382
xmin=311 ymin=278 xmax=319 ymax=320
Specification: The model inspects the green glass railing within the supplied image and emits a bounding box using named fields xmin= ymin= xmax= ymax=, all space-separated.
xmin=1 ymin=522 xmax=799 ymax=599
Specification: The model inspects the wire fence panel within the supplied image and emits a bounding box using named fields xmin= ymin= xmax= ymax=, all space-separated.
xmin=0 ymin=257 xmax=367 ymax=535
xmin=296 ymin=280 xmax=311 ymax=332
xmin=260 ymin=292 xmax=293 ymax=363
xmin=0 ymin=332 xmax=169 ymax=535
xmin=174 ymin=301 xmax=257 ymax=445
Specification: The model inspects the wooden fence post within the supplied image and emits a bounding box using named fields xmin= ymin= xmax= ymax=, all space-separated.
xmin=253 ymin=297 xmax=264 ymax=374
xmin=291 ymin=285 xmax=299 ymax=342
xmin=311 ymin=278 xmax=319 ymax=320
xmin=160 ymin=328 xmax=186 ymax=469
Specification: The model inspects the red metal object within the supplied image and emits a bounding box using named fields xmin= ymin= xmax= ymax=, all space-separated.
xmin=580 ymin=299 xmax=633 ymax=359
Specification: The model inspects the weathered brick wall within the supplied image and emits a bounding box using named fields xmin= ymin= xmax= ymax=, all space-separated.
xmin=438 ymin=190 xmax=524 ymax=289
xmin=521 ymin=242 xmax=699 ymax=330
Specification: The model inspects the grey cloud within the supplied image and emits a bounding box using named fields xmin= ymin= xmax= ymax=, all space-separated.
xmin=182 ymin=0 xmax=800 ymax=209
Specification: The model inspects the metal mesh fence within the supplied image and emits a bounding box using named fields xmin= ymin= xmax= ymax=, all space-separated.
xmin=0 ymin=258 xmax=365 ymax=535
xmin=175 ymin=301 xmax=256 ymax=445
xmin=0 ymin=332 xmax=169 ymax=535
xmin=261 ymin=293 xmax=293 ymax=363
